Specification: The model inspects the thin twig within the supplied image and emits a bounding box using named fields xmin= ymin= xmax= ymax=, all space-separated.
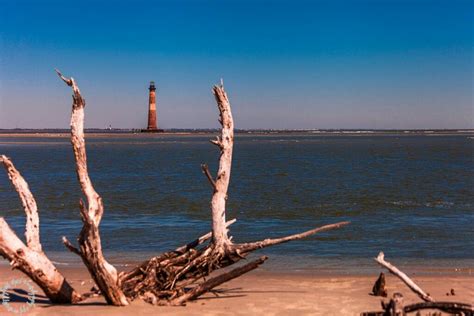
xmin=201 ymin=163 xmax=217 ymax=190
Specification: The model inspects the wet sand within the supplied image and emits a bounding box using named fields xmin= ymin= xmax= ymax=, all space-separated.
xmin=0 ymin=266 xmax=472 ymax=315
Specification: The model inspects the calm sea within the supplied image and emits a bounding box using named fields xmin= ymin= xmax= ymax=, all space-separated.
xmin=1 ymin=134 xmax=473 ymax=275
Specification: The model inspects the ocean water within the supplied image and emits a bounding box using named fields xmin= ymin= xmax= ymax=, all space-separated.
xmin=0 ymin=134 xmax=473 ymax=274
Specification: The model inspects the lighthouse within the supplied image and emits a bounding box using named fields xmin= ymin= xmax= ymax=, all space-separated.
xmin=142 ymin=81 xmax=163 ymax=132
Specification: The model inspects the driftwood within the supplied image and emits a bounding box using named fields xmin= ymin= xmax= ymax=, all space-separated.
xmin=0 ymin=71 xmax=349 ymax=307
xmin=364 ymin=293 xmax=474 ymax=316
xmin=208 ymin=81 xmax=235 ymax=252
xmin=363 ymin=252 xmax=474 ymax=316
xmin=116 ymin=80 xmax=350 ymax=305
xmin=0 ymin=156 xmax=81 ymax=303
xmin=375 ymin=252 xmax=434 ymax=302
xmin=56 ymin=70 xmax=129 ymax=306
xmin=170 ymin=256 xmax=268 ymax=305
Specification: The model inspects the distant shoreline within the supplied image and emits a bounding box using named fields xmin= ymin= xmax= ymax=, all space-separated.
xmin=0 ymin=128 xmax=473 ymax=138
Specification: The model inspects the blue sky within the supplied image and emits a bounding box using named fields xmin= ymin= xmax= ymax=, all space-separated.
xmin=0 ymin=0 xmax=472 ymax=129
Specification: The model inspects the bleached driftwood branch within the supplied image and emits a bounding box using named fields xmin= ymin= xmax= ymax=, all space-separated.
xmin=0 ymin=155 xmax=81 ymax=303
xmin=236 ymin=221 xmax=350 ymax=254
xmin=375 ymin=251 xmax=434 ymax=302
xmin=209 ymin=82 xmax=234 ymax=250
xmin=56 ymin=69 xmax=129 ymax=306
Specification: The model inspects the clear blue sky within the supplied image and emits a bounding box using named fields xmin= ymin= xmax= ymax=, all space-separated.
xmin=0 ymin=0 xmax=472 ymax=129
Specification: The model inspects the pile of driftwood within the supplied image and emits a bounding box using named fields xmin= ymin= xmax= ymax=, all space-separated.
xmin=0 ymin=71 xmax=349 ymax=306
xmin=363 ymin=252 xmax=474 ymax=316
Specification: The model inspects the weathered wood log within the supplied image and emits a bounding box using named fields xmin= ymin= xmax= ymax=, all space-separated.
xmin=375 ymin=252 xmax=434 ymax=302
xmin=171 ymin=256 xmax=268 ymax=305
xmin=56 ymin=69 xmax=129 ymax=306
xmin=0 ymin=155 xmax=81 ymax=303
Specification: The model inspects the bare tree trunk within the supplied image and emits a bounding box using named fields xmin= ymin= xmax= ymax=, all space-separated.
xmin=56 ymin=70 xmax=129 ymax=306
xmin=0 ymin=156 xmax=81 ymax=303
xmin=209 ymin=81 xmax=234 ymax=251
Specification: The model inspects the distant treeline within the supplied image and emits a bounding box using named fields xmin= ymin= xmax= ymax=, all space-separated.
xmin=0 ymin=128 xmax=473 ymax=135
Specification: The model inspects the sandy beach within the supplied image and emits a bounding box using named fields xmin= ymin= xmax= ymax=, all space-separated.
xmin=0 ymin=265 xmax=472 ymax=315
